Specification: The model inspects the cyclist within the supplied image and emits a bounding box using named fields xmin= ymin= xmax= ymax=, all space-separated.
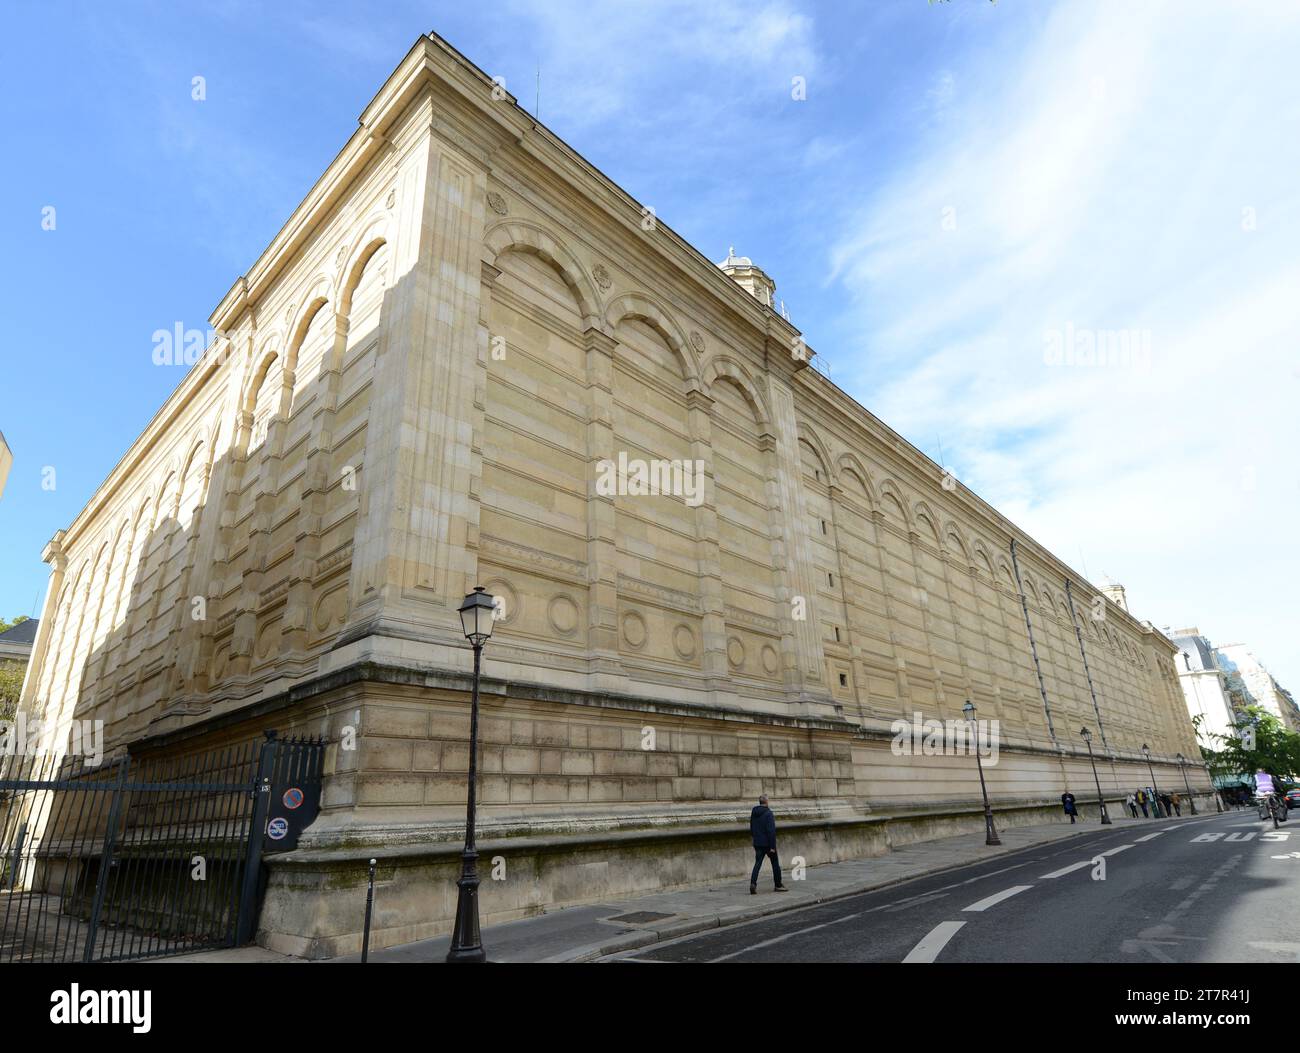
xmin=1254 ymin=769 xmax=1287 ymax=819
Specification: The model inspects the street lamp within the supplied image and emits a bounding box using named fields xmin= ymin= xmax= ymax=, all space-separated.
xmin=447 ymin=586 xmax=497 ymax=963
xmin=963 ymin=701 xmax=1000 ymax=846
xmin=1141 ymin=743 xmax=1163 ymax=819
xmin=1175 ymin=753 xmax=1198 ymax=815
xmin=1080 ymin=727 xmax=1112 ymax=824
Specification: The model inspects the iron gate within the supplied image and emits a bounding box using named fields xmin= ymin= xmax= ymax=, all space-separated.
xmin=0 ymin=732 xmax=322 ymax=962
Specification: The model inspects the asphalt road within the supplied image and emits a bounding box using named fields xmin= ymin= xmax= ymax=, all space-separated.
xmin=609 ymin=808 xmax=1300 ymax=963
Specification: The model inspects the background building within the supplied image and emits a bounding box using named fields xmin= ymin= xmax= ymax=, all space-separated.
xmin=16 ymin=34 xmax=1208 ymax=956
xmin=1166 ymin=626 xmax=1300 ymax=747
xmin=1215 ymin=643 xmax=1300 ymax=733
xmin=1167 ymin=627 xmax=1238 ymax=747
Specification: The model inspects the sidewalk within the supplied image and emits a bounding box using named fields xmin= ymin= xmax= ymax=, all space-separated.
xmin=167 ymin=808 xmax=1220 ymax=963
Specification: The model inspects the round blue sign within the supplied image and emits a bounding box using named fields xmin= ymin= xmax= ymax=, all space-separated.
xmin=283 ymin=787 xmax=304 ymax=810
xmin=267 ymin=817 xmax=289 ymax=841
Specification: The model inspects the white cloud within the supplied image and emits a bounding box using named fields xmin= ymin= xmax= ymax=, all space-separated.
xmin=498 ymin=0 xmax=818 ymax=132
xmin=830 ymin=0 xmax=1300 ymax=685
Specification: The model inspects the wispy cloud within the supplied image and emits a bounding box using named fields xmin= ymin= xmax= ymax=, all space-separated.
xmin=828 ymin=0 xmax=1300 ymax=681
xmin=497 ymin=0 xmax=818 ymax=132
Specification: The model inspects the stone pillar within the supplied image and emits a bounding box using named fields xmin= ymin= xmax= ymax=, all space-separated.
xmin=761 ymin=376 xmax=831 ymax=709
xmin=581 ymin=325 xmax=628 ymax=693
xmin=826 ymin=484 xmax=868 ymax=724
xmin=338 ymin=128 xmax=490 ymax=657
xmin=223 ymin=398 xmax=260 ymax=682
xmin=685 ymin=386 xmax=730 ymax=698
xmin=274 ymin=306 xmax=359 ymax=667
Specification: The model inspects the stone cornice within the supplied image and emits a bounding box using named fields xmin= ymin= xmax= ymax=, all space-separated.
xmin=41 ymin=529 xmax=66 ymax=569
xmin=126 ymin=657 xmax=857 ymax=756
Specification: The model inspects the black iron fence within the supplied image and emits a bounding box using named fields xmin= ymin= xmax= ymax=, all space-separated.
xmin=0 ymin=732 xmax=323 ymax=963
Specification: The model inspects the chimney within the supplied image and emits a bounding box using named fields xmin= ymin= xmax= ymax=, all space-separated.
xmin=718 ymin=247 xmax=776 ymax=309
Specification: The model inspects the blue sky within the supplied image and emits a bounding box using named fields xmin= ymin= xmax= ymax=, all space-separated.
xmin=1 ymin=0 xmax=1297 ymax=687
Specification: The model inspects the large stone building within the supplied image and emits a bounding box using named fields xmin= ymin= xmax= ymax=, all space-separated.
xmin=18 ymin=33 xmax=1206 ymax=956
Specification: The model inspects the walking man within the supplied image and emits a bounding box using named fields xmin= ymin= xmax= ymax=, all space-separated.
xmin=1061 ymin=789 xmax=1078 ymax=824
xmin=1125 ymin=791 xmax=1138 ymax=819
xmin=749 ymin=795 xmax=787 ymax=894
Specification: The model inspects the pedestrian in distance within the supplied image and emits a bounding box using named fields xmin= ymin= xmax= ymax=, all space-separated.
xmin=1125 ymin=791 xmax=1138 ymax=819
xmin=1136 ymin=788 xmax=1149 ymax=818
xmin=1170 ymin=792 xmax=1181 ymax=817
xmin=1061 ymin=789 xmax=1078 ymax=824
xmin=749 ymin=794 xmax=787 ymax=895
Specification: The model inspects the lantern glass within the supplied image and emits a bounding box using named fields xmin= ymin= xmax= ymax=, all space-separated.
xmin=458 ymin=586 xmax=496 ymax=645
xmin=962 ymin=701 xmax=976 ymax=721
xmin=1080 ymin=726 xmax=1091 ymax=742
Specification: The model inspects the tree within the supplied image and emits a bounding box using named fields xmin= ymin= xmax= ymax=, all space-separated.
xmin=1202 ymin=707 xmax=1300 ymax=787
xmin=0 ymin=616 xmax=32 ymax=722
xmin=0 ymin=661 xmax=22 ymax=723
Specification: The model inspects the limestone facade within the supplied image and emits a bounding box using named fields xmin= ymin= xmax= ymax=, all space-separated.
xmin=18 ymin=35 xmax=1209 ymax=953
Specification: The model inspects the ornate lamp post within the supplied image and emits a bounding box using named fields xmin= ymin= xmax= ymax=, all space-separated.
xmin=1141 ymin=743 xmax=1163 ymax=819
xmin=1080 ymin=726 xmax=1111 ymax=824
xmin=963 ymin=701 xmax=1000 ymax=846
xmin=1175 ymin=753 xmax=1198 ymax=815
xmin=447 ymin=586 xmax=496 ymax=963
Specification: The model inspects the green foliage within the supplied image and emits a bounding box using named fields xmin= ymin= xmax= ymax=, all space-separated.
xmin=0 ymin=616 xmax=32 ymax=723
xmin=1201 ymin=707 xmax=1300 ymax=786
xmin=0 ymin=661 xmax=22 ymax=723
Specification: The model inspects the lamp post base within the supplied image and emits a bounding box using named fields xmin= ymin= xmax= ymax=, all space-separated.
xmin=984 ymin=808 xmax=1001 ymax=846
xmin=1099 ymin=805 xmax=1112 ymax=825
xmin=446 ymin=850 xmax=486 ymax=963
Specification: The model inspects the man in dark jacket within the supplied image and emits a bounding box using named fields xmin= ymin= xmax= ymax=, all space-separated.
xmin=749 ymin=795 xmax=787 ymax=894
xmin=1061 ymin=790 xmax=1078 ymax=824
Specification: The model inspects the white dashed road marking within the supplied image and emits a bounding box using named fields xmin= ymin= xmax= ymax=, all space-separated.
xmin=903 ymin=921 xmax=966 ymax=963
xmin=704 ymin=910 xmax=866 ymax=962
xmin=1040 ymin=861 xmax=1090 ymax=879
xmin=1136 ymin=832 xmax=1163 ymax=842
xmin=963 ymin=885 xmax=1033 ymax=912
